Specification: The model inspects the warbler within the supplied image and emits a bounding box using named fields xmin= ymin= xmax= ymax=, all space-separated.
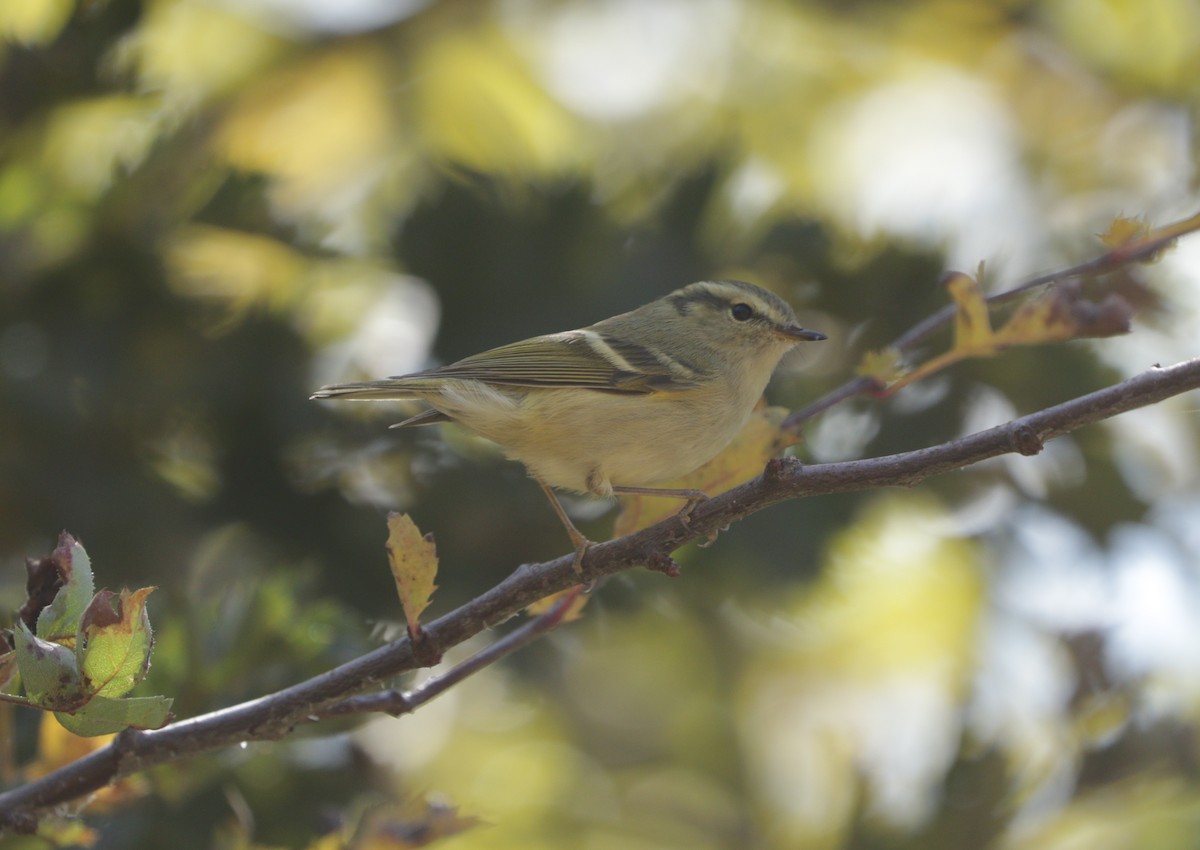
xmin=312 ymin=280 xmax=826 ymax=569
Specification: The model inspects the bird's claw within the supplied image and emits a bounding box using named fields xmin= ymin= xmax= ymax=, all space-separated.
xmin=570 ymin=538 xmax=594 ymax=575
xmin=674 ymin=491 xmax=709 ymax=527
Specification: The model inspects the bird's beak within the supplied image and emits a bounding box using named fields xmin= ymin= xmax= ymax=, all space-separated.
xmin=777 ymin=324 xmax=827 ymax=342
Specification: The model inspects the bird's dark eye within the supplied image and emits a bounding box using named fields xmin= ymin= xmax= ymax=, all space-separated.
xmin=730 ymin=303 xmax=754 ymax=321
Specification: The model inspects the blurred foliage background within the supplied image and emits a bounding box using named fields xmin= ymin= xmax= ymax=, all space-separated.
xmin=2 ymin=0 xmax=1200 ymax=848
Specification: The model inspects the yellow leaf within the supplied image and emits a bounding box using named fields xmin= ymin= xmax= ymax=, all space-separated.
xmin=736 ymin=495 xmax=984 ymax=846
xmin=1073 ymin=690 xmax=1132 ymax=747
xmin=41 ymin=97 xmax=162 ymax=199
xmin=794 ymin=495 xmax=983 ymax=675
xmin=118 ymin=1 xmax=288 ymax=105
xmin=29 ymin=713 xmax=114 ymax=775
xmin=164 ymin=225 xmax=307 ymax=320
xmin=0 ymin=0 xmax=73 ymax=46
xmin=882 ymin=279 xmax=1133 ymax=398
xmin=1099 ymin=215 xmax=1150 ymax=249
xmin=385 ymin=513 xmax=439 ymax=639
xmin=37 ymin=819 xmax=100 ymax=848
xmin=995 ymin=288 xmax=1078 ymax=345
xmin=25 ymin=714 xmax=149 ymax=812
xmin=855 ymin=346 xmax=907 ymax=387
xmin=412 ymin=24 xmax=582 ymax=178
xmin=996 ymin=281 xmax=1132 ymax=346
xmin=525 ymin=587 xmax=589 ymax=622
xmin=945 ymin=271 xmax=996 ymax=353
xmin=303 ymin=837 xmax=342 ymax=850
xmin=219 ymin=48 xmax=398 ymax=215
xmin=614 ymin=404 xmax=798 ymax=537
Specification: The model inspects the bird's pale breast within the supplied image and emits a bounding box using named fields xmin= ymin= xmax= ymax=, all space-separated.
xmin=431 ymin=369 xmax=769 ymax=495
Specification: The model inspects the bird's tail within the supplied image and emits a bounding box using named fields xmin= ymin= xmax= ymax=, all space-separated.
xmin=310 ymin=380 xmax=421 ymax=401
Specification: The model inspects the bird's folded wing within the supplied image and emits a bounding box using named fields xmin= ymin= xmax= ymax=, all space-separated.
xmin=406 ymin=331 xmax=703 ymax=393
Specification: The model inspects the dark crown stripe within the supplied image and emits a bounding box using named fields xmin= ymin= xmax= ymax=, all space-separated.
xmin=668 ymin=285 xmax=733 ymax=314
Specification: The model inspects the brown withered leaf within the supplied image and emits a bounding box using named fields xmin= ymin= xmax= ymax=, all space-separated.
xmin=1070 ymin=293 xmax=1134 ymax=338
xmin=17 ymin=532 xmax=78 ymax=634
xmin=78 ymin=590 xmax=124 ymax=632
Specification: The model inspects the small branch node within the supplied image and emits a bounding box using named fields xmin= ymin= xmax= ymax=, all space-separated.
xmin=409 ymin=631 xmax=443 ymax=668
xmin=645 ymin=552 xmax=682 ymax=578
xmin=384 ymin=691 xmax=416 ymax=717
xmin=763 ymin=456 xmax=801 ymax=484
xmin=245 ymin=720 xmax=295 ymax=742
xmin=1010 ymin=424 xmax=1045 ymax=456
xmin=113 ymin=728 xmax=153 ymax=773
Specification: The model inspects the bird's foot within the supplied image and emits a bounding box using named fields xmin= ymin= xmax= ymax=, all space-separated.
xmin=673 ymin=490 xmax=710 ymax=527
xmin=568 ymin=530 xmax=595 ymax=576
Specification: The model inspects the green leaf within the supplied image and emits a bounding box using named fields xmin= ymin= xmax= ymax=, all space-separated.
xmin=54 ymin=694 xmax=174 ymax=737
xmin=76 ymin=587 xmax=156 ymax=698
xmin=13 ymin=621 xmax=87 ymax=711
xmin=35 ymin=533 xmax=94 ymax=642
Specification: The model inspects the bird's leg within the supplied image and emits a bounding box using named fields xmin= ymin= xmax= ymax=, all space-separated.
xmin=610 ymin=485 xmax=710 ymax=526
xmin=536 ymin=478 xmax=594 ymax=574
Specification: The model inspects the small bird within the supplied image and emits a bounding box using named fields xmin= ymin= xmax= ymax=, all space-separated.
xmin=312 ymin=280 xmax=826 ymax=569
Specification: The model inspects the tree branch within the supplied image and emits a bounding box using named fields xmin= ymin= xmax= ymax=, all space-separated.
xmin=783 ymin=210 xmax=1200 ymax=428
xmin=315 ymin=585 xmax=584 ymax=720
xmin=2 ymin=356 xmax=1198 ymax=830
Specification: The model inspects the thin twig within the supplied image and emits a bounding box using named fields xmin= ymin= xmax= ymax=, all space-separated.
xmin=784 ymin=211 xmax=1200 ymax=428
xmin=316 ymin=586 xmax=583 ymax=719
